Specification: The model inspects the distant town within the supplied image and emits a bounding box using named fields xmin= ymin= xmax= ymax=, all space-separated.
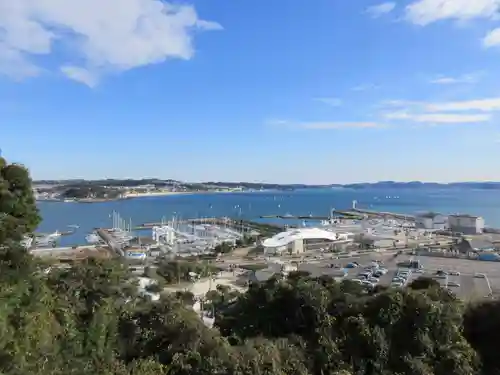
xmin=32 ymin=179 xmax=249 ymax=202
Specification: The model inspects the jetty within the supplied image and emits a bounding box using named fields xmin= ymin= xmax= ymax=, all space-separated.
xmin=96 ymin=228 xmax=125 ymax=256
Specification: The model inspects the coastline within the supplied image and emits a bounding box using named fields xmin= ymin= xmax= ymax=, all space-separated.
xmin=36 ymin=189 xmax=251 ymax=204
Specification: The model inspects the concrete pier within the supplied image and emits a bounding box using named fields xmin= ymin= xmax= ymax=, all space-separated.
xmin=96 ymin=229 xmax=124 ymax=256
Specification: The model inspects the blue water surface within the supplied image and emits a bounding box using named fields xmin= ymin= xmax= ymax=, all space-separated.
xmin=37 ymin=188 xmax=500 ymax=246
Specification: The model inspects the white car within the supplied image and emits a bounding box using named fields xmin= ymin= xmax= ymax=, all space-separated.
xmin=449 ymin=271 xmax=460 ymax=276
xmin=369 ymin=277 xmax=380 ymax=283
xmin=447 ymin=281 xmax=460 ymax=287
xmin=474 ymin=273 xmax=486 ymax=278
xmin=391 ymin=282 xmax=403 ymax=287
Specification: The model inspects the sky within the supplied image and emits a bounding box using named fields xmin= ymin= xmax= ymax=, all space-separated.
xmin=2 ymin=0 xmax=500 ymax=184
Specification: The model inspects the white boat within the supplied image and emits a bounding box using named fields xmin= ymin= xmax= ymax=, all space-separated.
xmin=85 ymin=233 xmax=101 ymax=244
xmin=47 ymin=230 xmax=62 ymax=240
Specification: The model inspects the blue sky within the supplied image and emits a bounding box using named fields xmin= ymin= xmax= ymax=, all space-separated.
xmin=2 ymin=0 xmax=500 ymax=184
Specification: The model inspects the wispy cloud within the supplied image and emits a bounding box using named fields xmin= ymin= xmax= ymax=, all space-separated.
xmin=380 ymin=97 xmax=500 ymax=113
xmin=383 ymin=111 xmax=491 ymax=123
xmin=351 ymin=83 xmax=380 ymax=92
xmin=314 ymin=97 xmax=342 ymax=106
xmin=405 ymin=0 xmax=500 ymax=26
xmin=366 ymin=2 xmax=396 ymax=18
xmin=429 ymin=72 xmax=482 ymax=85
xmin=267 ymin=119 xmax=384 ymax=130
xmin=425 ymin=97 xmax=500 ymax=112
xmin=483 ymin=27 xmax=500 ymax=48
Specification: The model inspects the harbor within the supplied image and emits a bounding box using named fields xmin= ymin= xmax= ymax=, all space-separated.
xmin=28 ymin=194 xmax=500 ymax=301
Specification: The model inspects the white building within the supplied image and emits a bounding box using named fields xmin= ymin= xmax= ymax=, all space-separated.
xmin=261 ymin=227 xmax=353 ymax=255
xmin=448 ymin=214 xmax=485 ymax=235
xmin=415 ymin=212 xmax=448 ymax=230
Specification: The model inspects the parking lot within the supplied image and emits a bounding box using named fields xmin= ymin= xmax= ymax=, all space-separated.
xmin=299 ymin=252 xmax=498 ymax=300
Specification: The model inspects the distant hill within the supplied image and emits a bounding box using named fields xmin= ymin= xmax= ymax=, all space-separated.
xmin=33 ymin=179 xmax=500 ymax=190
xmin=206 ymin=181 xmax=500 ymax=190
xmin=342 ymin=181 xmax=500 ymax=190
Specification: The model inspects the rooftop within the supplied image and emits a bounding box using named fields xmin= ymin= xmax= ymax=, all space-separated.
xmin=262 ymin=227 xmax=353 ymax=248
xmin=416 ymin=212 xmax=443 ymax=219
xmin=449 ymin=214 xmax=482 ymax=219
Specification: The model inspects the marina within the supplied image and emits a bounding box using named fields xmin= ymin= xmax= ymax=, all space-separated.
xmin=27 ymin=192 xmax=500 ymax=301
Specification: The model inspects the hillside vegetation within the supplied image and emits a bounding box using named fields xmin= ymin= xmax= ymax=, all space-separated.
xmin=2 ymin=156 xmax=500 ymax=375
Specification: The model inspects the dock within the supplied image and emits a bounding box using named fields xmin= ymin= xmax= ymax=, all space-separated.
xmin=350 ymin=208 xmax=415 ymax=221
xmin=259 ymin=212 xmax=364 ymax=220
xmin=96 ymin=228 xmax=125 ymax=256
xmin=258 ymin=209 xmax=415 ymax=221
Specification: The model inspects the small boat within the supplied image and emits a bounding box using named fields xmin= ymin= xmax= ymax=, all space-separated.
xmin=85 ymin=233 xmax=101 ymax=244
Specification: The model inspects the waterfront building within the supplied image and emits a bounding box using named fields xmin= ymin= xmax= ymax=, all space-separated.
xmin=448 ymin=214 xmax=485 ymax=235
xmin=415 ymin=212 xmax=448 ymax=230
xmin=261 ymin=227 xmax=353 ymax=255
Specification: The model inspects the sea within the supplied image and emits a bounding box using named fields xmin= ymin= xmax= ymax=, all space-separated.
xmin=37 ymin=188 xmax=500 ymax=246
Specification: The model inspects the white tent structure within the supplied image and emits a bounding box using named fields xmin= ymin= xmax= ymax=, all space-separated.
xmin=262 ymin=227 xmax=353 ymax=255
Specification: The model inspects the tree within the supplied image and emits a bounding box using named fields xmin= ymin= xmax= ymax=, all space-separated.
xmin=464 ymin=300 xmax=500 ymax=375
xmin=0 ymin=157 xmax=40 ymax=244
xmin=409 ymin=276 xmax=441 ymax=290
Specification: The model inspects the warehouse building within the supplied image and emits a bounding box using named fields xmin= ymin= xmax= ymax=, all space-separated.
xmin=448 ymin=214 xmax=485 ymax=235
xmin=414 ymin=212 xmax=448 ymax=230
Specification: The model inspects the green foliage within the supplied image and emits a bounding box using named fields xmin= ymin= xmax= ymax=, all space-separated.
xmin=0 ymin=157 xmax=498 ymax=375
xmin=214 ymin=242 xmax=233 ymax=254
xmin=0 ymin=157 xmax=40 ymax=244
xmin=156 ymin=260 xmax=218 ymax=284
xmin=62 ymin=185 xmax=122 ymax=199
xmin=408 ymin=276 xmax=441 ymax=290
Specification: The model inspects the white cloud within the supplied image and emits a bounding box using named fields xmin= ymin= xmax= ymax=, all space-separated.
xmin=366 ymin=2 xmax=396 ymax=18
xmin=483 ymin=27 xmax=500 ymax=47
xmin=383 ymin=111 xmax=491 ymax=123
xmin=425 ymin=97 xmax=500 ymax=112
xmin=60 ymin=66 xmax=98 ymax=87
xmin=405 ymin=0 xmax=500 ymax=25
xmin=314 ymin=97 xmax=343 ymax=106
xmin=380 ymin=97 xmax=500 ymax=113
xmin=0 ymin=0 xmax=222 ymax=86
xmin=429 ymin=73 xmax=481 ymax=85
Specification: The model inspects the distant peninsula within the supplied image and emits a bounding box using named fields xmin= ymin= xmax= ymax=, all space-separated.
xmin=32 ymin=179 xmax=500 ymax=201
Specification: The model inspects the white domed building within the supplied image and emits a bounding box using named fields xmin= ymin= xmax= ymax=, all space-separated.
xmin=261 ymin=227 xmax=354 ymax=256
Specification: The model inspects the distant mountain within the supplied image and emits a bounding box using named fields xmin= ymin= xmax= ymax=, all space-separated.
xmin=33 ymin=179 xmax=500 ymax=190
xmin=205 ymin=181 xmax=500 ymax=190
xmin=33 ymin=178 xmax=183 ymax=187
xmin=201 ymin=181 xmax=342 ymax=190
xmin=342 ymin=181 xmax=500 ymax=190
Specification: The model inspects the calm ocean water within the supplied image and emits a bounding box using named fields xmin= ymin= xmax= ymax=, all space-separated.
xmin=37 ymin=188 xmax=500 ymax=246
